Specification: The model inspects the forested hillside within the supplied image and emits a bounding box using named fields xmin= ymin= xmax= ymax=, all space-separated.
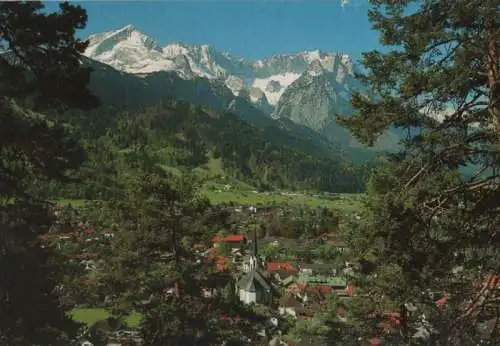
xmin=43 ymin=99 xmax=373 ymax=200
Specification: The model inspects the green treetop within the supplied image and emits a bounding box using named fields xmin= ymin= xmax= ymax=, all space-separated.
xmin=0 ymin=1 xmax=98 ymax=344
xmin=337 ymin=0 xmax=499 ymax=344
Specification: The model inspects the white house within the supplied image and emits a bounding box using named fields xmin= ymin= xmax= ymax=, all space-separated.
xmin=278 ymin=294 xmax=302 ymax=317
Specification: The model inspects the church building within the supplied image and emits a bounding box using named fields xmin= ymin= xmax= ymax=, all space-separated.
xmin=236 ymin=230 xmax=273 ymax=305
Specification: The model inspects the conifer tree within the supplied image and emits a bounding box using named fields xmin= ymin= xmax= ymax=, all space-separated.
xmin=0 ymin=1 xmax=98 ymax=344
xmin=337 ymin=0 xmax=499 ymax=344
xmin=93 ymin=171 xmax=264 ymax=345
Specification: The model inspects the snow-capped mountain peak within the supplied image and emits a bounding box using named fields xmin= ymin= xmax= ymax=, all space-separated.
xmin=162 ymin=43 xmax=188 ymax=59
xmin=251 ymin=73 xmax=301 ymax=106
xmin=84 ymin=25 xmax=360 ymax=107
xmin=85 ymin=24 xmax=178 ymax=75
xmin=302 ymin=49 xmax=328 ymax=64
xmin=86 ymin=24 xmax=159 ymax=56
xmin=306 ymin=59 xmax=325 ymax=77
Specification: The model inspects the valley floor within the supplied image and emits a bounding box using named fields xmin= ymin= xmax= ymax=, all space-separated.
xmin=201 ymin=185 xmax=363 ymax=212
xmin=54 ymin=188 xmax=363 ymax=213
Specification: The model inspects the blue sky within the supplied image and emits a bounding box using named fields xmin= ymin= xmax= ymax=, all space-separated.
xmin=48 ymin=1 xmax=379 ymax=61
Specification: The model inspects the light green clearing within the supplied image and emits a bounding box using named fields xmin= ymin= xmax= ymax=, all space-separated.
xmin=52 ymin=198 xmax=86 ymax=207
xmin=53 ymin=190 xmax=363 ymax=213
xmin=201 ymin=185 xmax=363 ymax=212
xmin=69 ymin=308 xmax=142 ymax=327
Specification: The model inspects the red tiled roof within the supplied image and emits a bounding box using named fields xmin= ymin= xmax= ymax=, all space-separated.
xmin=285 ymin=283 xmax=307 ymax=295
xmin=312 ymin=284 xmax=333 ymax=296
xmin=84 ymin=228 xmax=94 ymax=234
xmin=346 ymin=284 xmax=355 ymax=296
xmin=436 ymin=295 xmax=449 ymax=308
xmin=79 ymin=279 xmax=99 ymax=285
xmin=207 ymin=253 xmax=228 ymax=271
xmin=212 ymin=234 xmax=246 ymax=243
xmin=336 ymin=308 xmax=347 ymax=317
xmin=216 ymin=262 xmax=227 ymax=271
xmin=320 ymin=233 xmax=345 ymax=243
xmin=267 ymin=262 xmax=297 ymax=273
xmin=368 ymin=312 xmax=401 ymax=325
xmin=219 ymin=315 xmax=242 ymax=322
xmin=207 ymin=250 xmax=222 ymax=259
xmin=75 ymin=253 xmax=99 ymax=259
xmin=369 ymin=337 xmax=383 ymax=345
xmin=384 ymin=312 xmax=401 ymax=324
xmin=296 ymin=307 xmax=316 ymax=318
xmin=435 ymin=274 xmax=500 ymax=308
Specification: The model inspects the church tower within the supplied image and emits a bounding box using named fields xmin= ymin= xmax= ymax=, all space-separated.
xmin=237 ymin=225 xmax=273 ymax=305
xmin=249 ymin=228 xmax=259 ymax=270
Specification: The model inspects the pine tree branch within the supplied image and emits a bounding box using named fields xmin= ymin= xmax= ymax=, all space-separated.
xmin=422 ymin=38 xmax=460 ymax=59
xmin=444 ymin=176 xmax=499 ymax=194
xmin=448 ymin=273 xmax=498 ymax=335
xmin=404 ymin=163 xmax=432 ymax=190
xmin=432 ymin=41 xmax=463 ymax=69
xmin=470 ymin=164 xmax=490 ymax=181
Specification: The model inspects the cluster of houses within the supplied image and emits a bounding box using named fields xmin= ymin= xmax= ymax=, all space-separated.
xmin=38 ymin=205 xmax=113 ymax=271
xmin=43 ymin=204 xmax=499 ymax=346
xmin=203 ymin=231 xmax=355 ymax=322
xmin=201 ymin=231 xmax=500 ymax=345
xmin=38 ymin=222 xmax=112 ymax=247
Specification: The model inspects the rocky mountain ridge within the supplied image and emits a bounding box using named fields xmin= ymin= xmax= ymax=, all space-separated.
xmin=84 ymin=24 xmax=400 ymax=152
xmin=84 ymin=25 xmax=357 ymax=105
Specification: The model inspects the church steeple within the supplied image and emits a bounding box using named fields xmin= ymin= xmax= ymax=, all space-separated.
xmin=248 ymin=227 xmax=259 ymax=271
xmin=253 ymin=227 xmax=258 ymax=257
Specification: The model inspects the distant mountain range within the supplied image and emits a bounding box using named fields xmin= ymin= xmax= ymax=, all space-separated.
xmin=84 ymin=25 xmax=401 ymax=154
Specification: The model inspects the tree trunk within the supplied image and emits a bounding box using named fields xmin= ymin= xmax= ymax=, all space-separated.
xmin=486 ymin=13 xmax=499 ymax=133
xmin=399 ymin=303 xmax=410 ymax=344
xmin=172 ymin=209 xmax=181 ymax=299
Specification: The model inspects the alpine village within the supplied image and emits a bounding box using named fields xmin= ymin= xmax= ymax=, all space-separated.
xmin=1 ymin=1 xmax=499 ymax=346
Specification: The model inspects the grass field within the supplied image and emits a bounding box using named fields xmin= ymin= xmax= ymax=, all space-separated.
xmin=201 ymin=184 xmax=363 ymax=212
xmin=52 ymin=175 xmax=364 ymax=214
xmin=53 ymin=198 xmax=86 ymax=207
xmin=69 ymin=308 xmax=142 ymax=327
xmin=53 ymin=189 xmax=363 ymax=213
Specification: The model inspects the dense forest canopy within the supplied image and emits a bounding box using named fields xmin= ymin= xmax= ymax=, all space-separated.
xmin=43 ymin=99 xmax=374 ymax=201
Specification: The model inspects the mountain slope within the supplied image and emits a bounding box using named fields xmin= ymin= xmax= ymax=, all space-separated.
xmin=273 ymin=60 xmax=400 ymax=151
xmin=82 ymin=25 xmax=402 ymax=164
xmin=55 ymin=97 xmax=368 ymax=199
xmin=84 ymin=57 xmax=377 ymax=160
xmin=83 ymin=25 xmax=402 ymax=155
xmin=273 ymin=60 xmax=352 ymax=130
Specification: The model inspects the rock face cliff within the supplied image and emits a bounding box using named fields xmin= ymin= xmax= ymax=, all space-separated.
xmin=272 ymin=59 xmax=399 ymax=150
xmin=273 ymin=59 xmax=352 ymax=130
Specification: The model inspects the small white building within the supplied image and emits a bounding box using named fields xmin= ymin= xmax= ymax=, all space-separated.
xmin=278 ymin=294 xmax=302 ymax=318
xmin=236 ymin=230 xmax=272 ymax=305
xmin=237 ymin=268 xmax=272 ymax=305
